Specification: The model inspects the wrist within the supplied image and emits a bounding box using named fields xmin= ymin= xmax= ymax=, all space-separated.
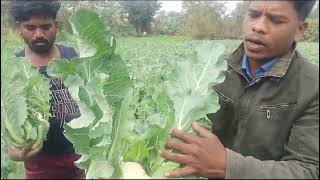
xmin=207 ymin=148 xmax=227 ymax=178
xmin=223 ymin=147 xmax=227 ymax=178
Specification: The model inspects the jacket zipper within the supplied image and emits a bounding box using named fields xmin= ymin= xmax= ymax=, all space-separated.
xmin=230 ymin=65 xmax=277 ymax=150
xmin=266 ymin=109 xmax=271 ymax=119
xmin=260 ymin=107 xmax=272 ymax=119
xmin=230 ymin=66 xmax=265 ymax=149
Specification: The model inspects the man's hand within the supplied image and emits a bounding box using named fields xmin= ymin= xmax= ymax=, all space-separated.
xmin=160 ymin=123 xmax=227 ymax=178
xmin=7 ymin=142 xmax=43 ymax=161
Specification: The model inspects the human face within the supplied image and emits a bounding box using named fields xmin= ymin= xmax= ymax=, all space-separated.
xmin=242 ymin=1 xmax=308 ymax=62
xmin=19 ymin=16 xmax=58 ymax=55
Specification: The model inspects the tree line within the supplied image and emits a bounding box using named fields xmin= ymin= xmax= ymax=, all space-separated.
xmin=1 ymin=1 xmax=319 ymax=41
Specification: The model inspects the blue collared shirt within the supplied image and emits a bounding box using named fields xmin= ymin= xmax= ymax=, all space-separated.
xmin=242 ymin=54 xmax=277 ymax=81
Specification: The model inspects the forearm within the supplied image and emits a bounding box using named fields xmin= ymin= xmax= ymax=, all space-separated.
xmin=226 ymin=149 xmax=319 ymax=179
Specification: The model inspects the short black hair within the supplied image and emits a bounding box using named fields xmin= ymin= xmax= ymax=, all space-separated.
xmin=10 ymin=0 xmax=61 ymax=22
xmin=291 ymin=0 xmax=317 ymax=21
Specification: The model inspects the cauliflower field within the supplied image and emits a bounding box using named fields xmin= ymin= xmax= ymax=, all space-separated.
xmin=1 ymin=24 xmax=319 ymax=179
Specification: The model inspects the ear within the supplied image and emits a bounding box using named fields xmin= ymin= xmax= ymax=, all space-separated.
xmin=294 ymin=21 xmax=308 ymax=42
xmin=16 ymin=21 xmax=22 ymax=35
xmin=55 ymin=21 xmax=60 ymax=32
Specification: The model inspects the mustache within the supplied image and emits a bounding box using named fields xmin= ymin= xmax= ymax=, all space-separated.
xmin=31 ymin=39 xmax=50 ymax=44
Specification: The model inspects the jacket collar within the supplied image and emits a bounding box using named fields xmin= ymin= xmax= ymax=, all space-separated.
xmin=228 ymin=42 xmax=297 ymax=78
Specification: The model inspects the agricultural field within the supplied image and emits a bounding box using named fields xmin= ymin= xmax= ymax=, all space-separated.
xmin=115 ymin=37 xmax=319 ymax=77
xmin=1 ymin=31 xmax=319 ymax=179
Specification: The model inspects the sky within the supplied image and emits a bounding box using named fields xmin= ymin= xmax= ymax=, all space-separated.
xmin=159 ymin=1 xmax=243 ymax=14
